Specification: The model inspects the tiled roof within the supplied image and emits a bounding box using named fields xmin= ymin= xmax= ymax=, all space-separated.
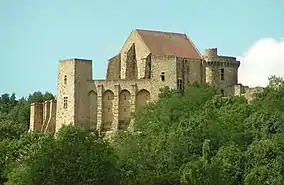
xmin=136 ymin=29 xmax=202 ymax=59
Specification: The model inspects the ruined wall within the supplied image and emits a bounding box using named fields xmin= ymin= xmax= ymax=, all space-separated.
xmin=233 ymin=84 xmax=264 ymax=101
xmin=29 ymin=99 xmax=56 ymax=133
xmin=45 ymin=99 xmax=56 ymax=132
xmin=106 ymin=54 xmax=121 ymax=80
xmin=29 ymin=102 xmax=43 ymax=132
xmin=42 ymin=100 xmax=50 ymax=131
xmin=144 ymin=54 xmax=152 ymax=79
xmin=85 ymin=79 xmax=151 ymax=133
xmin=120 ymin=30 xmax=150 ymax=79
xmin=125 ymin=44 xmax=138 ymax=80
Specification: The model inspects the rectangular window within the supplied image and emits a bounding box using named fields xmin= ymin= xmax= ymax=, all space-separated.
xmin=177 ymin=78 xmax=184 ymax=91
xmin=64 ymin=75 xmax=67 ymax=85
xmin=220 ymin=68 xmax=224 ymax=80
xmin=160 ymin=72 xmax=165 ymax=82
xmin=63 ymin=97 xmax=68 ymax=109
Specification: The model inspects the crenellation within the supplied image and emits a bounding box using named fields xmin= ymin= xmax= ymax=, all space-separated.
xmin=29 ymin=29 xmax=263 ymax=134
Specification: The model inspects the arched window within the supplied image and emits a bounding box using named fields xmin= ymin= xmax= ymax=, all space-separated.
xmin=64 ymin=75 xmax=67 ymax=85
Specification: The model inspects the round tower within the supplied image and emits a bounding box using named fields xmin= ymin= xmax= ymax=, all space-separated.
xmin=204 ymin=48 xmax=218 ymax=57
xmin=204 ymin=48 xmax=240 ymax=95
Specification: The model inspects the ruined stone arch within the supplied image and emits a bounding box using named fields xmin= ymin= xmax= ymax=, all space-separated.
xmin=102 ymin=90 xmax=114 ymax=131
xmin=119 ymin=89 xmax=131 ymax=130
xmin=136 ymin=89 xmax=150 ymax=107
xmin=88 ymin=90 xmax=97 ymax=131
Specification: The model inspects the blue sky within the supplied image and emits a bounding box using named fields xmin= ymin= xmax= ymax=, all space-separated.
xmin=0 ymin=0 xmax=283 ymax=98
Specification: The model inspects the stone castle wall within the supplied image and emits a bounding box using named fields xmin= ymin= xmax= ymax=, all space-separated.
xmin=86 ymin=79 xmax=151 ymax=133
xmin=233 ymin=84 xmax=264 ymax=101
xmin=106 ymin=54 xmax=121 ymax=80
xmin=29 ymin=32 xmax=263 ymax=134
xmin=204 ymin=48 xmax=240 ymax=95
xmin=120 ymin=30 xmax=150 ymax=80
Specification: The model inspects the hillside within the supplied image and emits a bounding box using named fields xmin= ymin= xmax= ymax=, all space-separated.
xmin=1 ymin=76 xmax=284 ymax=185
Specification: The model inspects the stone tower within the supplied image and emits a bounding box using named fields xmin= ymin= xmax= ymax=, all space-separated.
xmin=204 ymin=48 xmax=240 ymax=95
xmin=55 ymin=59 xmax=93 ymax=132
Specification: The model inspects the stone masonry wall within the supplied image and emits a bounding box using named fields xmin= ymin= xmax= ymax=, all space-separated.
xmin=176 ymin=57 xmax=204 ymax=88
xmin=29 ymin=35 xmax=263 ymax=135
xmin=56 ymin=59 xmax=76 ymax=132
xmin=86 ymin=79 xmax=151 ymax=133
xmin=29 ymin=100 xmax=56 ymax=133
xmin=106 ymin=54 xmax=121 ymax=80
xmin=149 ymin=55 xmax=177 ymax=101
xmin=74 ymin=59 xmax=93 ymax=130
xmin=204 ymin=48 xmax=240 ymax=96
xmin=125 ymin=44 xmax=138 ymax=80
xmin=120 ymin=30 xmax=150 ymax=79
xmin=233 ymin=84 xmax=264 ymax=101
xmin=29 ymin=102 xmax=43 ymax=132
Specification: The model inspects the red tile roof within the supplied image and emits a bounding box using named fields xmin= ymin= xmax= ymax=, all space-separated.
xmin=136 ymin=29 xmax=202 ymax=59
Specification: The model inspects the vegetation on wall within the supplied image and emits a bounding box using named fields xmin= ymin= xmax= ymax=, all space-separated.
xmin=1 ymin=76 xmax=284 ymax=184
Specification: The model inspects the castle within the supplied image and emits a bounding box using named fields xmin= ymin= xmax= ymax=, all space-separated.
xmin=29 ymin=29 xmax=263 ymax=134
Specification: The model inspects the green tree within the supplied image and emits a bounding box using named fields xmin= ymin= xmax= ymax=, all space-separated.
xmin=5 ymin=125 xmax=120 ymax=185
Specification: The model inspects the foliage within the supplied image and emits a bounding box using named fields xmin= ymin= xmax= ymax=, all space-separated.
xmin=0 ymin=91 xmax=55 ymax=184
xmin=2 ymin=76 xmax=284 ymax=184
xmin=5 ymin=125 xmax=119 ymax=185
xmin=112 ymin=78 xmax=284 ymax=185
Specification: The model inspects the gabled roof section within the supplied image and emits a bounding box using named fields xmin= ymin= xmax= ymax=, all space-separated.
xmin=135 ymin=29 xmax=202 ymax=59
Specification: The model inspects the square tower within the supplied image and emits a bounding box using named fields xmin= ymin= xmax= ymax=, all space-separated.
xmin=56 ymin=58 xmax=93 ymax=132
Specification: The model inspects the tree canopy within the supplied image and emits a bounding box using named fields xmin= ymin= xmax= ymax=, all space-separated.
xmin=2 ymin=76 xmax=284 ymax=184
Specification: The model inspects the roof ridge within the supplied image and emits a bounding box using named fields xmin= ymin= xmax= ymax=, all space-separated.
xmin=135 ymin=29 xmax=185 ymax=35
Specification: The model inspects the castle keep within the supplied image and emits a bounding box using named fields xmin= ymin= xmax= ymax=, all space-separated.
xmin=29 ymin=29 xmax=262 ymax=134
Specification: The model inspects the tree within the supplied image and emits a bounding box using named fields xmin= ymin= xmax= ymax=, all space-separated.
xmin=5 ymin=125 xmax=120 ymax=185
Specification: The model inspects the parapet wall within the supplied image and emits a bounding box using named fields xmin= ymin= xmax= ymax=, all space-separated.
xmin=29 ymin=99 xmax=57 ymax=133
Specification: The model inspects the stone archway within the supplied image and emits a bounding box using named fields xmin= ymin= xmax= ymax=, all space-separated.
xmin=119 ymin=89 xmax=131 ymax=130
xmin=136 ymin=89 xmax=150 ymax=107
xmin=88 ymin=91 xmax=97 ymax=131
xmin=102 ymin=90 xmax=114 ymax=131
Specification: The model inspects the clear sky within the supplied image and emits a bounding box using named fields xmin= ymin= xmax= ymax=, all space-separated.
xmin=0 ymin=0 xmax=283 ymax=98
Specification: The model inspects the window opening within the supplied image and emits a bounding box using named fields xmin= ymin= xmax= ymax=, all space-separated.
xmin=220 ymin=68 xmax=224 ymax=80
xmin=161 ymin=72 xmax=165 ymax=82
xmin=64 ymin=75 xmax=67 ymax=85
xmin=63 ymin=97 xmax=68 ymax=109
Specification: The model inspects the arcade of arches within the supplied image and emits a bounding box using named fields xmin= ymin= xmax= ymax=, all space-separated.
xmin=88 ymin=89 xmax=150 ymax=132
